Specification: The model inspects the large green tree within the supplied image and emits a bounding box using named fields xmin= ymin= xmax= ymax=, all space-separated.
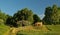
xmin=43 ymin=5 xmax=60 ymax=25
xmin=51 ymin=5 xmax=59 ymax=24
xmin=13 ymin=8 xmax=34 ymax=26
xmin=43 ymin=6 xmax=52 ymax=25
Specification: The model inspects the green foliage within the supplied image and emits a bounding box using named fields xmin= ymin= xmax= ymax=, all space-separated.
xmin=13 ymin=8 xmax=33 ymax=20
xmin=6 ymin=8 xmax=35 ymax=27
xmin=33 ymin=14 xmax=41 ymax=24
xmin=13 ymin=8 xmax=34 ymax=26
xmin=43 ymin=5 xmax=60 ymax=25
xmin=6 ymin=16 xmax=12 ymax=26
xmin=43 ymin=6 xmax=52 ymax=25
xmin=51 ymin=5 xmax=59 ymax=24
xmin=0 ymin=10 xmax=9 ymax=24
xmin=6 ymin=16 xmax=18 ymax=27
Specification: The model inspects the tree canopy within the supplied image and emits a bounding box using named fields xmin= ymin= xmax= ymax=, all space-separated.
xmin=43 ymin=5 xmax=60 ymax=25
xmin=5 ymin=8 xmax=35 ymax=27
xmin=33 ymin=14 xmax=41 ymax=24
xmin=0 ymin=10 xmax=9 ymax=24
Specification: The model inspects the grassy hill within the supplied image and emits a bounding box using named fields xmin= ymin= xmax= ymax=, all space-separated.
xmin=0 ymin=24 xmax=60 ymax=35
xmin=0 ymin=23 xmax=10 ymax=35
xmin=17 ymin=25 xmax=60 ymax=35
xmin=46 ymin=25 xmax=60 ymax=32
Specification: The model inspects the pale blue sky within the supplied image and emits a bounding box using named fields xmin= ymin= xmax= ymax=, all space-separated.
xmin=0 ymin=0 xmax=60 ymax=19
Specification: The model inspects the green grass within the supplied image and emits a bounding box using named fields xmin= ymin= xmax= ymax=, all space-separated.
xmin=0 ymin=23 xmax=10 ymax=35
xmin=17 ymin=25 xmax=60 ymax=35
xmin=46 ymin=25 xmax=60 ymax=32
xmin=0 ymin=23 xmax=60 ymax=35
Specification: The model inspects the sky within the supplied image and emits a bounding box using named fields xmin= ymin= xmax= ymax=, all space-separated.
xmin=0 ymin=0 xmax=60 ymax=19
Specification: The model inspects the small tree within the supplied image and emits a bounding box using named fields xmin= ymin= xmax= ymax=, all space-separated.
xmin=33 ymin=14 xmax=41 ymax=24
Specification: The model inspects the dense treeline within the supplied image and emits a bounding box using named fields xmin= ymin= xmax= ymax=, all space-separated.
xmin=0 ymin=4 xmax=60 ymax=27
xmin=43 ymin=5 xmax=60 ymax=25
xmin=6 ymin=8 xmax=41 ymax=27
